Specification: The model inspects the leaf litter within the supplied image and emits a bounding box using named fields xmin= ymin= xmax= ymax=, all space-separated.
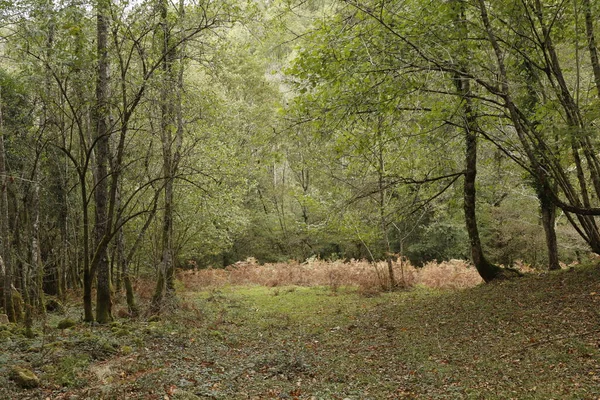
xmin=1 ymin=264 xmax=599 ymax=399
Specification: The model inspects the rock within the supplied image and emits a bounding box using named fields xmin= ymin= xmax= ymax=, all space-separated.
xmin=57 ymin=318 xmax=77 ymax=329
xmin=10 ymin=366 xmax=40 ymax=389
xmin=0 ymin=314 xmax=9 ymax=324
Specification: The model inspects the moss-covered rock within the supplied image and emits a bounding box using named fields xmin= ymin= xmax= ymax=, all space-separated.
xmin=10 ymin=366 xmax=40 ymax=389
xmin=57 ymin=318 xmax=77 ymax=330
xmin=0 ymin=313 xmax=9 ymax=324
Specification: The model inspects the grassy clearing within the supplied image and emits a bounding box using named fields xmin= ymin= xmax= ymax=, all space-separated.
xmin=1 ymin=263 xmax=600 ymax=399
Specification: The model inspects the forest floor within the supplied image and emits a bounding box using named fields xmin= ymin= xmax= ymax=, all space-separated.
xmin=1 ymin=263 xmax=600 ymax=399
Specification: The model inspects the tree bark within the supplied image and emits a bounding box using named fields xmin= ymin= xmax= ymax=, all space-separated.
xmin=152 ymin=0 xmax=175 ymax=312
xmin=376 ymin=120 xmax=396 ymax=288
xmin=455 ymin=0 xmax=503 ymax=282
xmin=0 ymin=86 xmax=15 ymax=322
xmin=539 ymin=186 xmax=560 ymax=270
xmin=461 ymin=90 xmax=502 ymax=282
xmin=583 ymin=0 xmax=600 ymax=96
xmin=94 ymin=0 xmax=113 ymax=324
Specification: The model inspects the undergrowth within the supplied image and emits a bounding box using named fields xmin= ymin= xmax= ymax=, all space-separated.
xmin=1 ymin=262 xmax=598 ymax=399
xmin=178 ymin=258 xmax=487 ymax=293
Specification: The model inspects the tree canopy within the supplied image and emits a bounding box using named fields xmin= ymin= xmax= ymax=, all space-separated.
xmin=1 ymin=0 xmax=600 ymax=321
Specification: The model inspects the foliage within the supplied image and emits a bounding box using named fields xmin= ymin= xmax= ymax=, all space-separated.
xmin=177 ymin=258 xmax=484 ymax=292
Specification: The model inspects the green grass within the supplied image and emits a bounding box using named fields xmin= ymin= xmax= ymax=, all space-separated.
xmin=2 ymin=265 xmax=600 ymax=399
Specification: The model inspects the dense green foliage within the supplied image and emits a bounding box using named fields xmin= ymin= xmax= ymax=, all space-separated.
xmin=1 ymin=0 xmax=600 ymax=321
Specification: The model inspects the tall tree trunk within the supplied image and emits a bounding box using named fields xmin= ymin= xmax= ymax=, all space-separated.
xmin=152 ymin=0 xmax=175 ymax=312
xmin=152 ymin=0 xmax=186 ymax=311
xmin=583 ymin=0 xmax=600 ymax=96
xmin=94 ymin=0 xmax=112 ymax=324
xmin=460 ymin=90 xmax=502 ymax=282
xmin=376 ymin=121 xmax=395 ymax=288
xmin=30 ymin=166 xmax=45 ymax=314
xmin=454 ymin=0 xmax=503 ymax=282
xmin=57 ymin=156 xmax=69 ymax=299
xmin=0 ymin=87 xmax=15 ymax=322
xmin=82 ymin=174 xmax=93 ymax=321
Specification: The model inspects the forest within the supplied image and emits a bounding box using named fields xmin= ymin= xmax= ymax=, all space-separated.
xmin=1 ymin=0 xmax=600 ymax=398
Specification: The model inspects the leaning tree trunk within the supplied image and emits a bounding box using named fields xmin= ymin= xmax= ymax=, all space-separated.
xmin=515 ymin=26 xmax=561 ymax=272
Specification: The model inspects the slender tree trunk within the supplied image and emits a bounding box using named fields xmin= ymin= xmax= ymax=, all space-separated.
xmin=455 ymin=0 xmax=503 ymax=282
xmin=152 ymin=0 xmax=187 ymax=310
xmin=583 ymin=0 xmax=600 ymax=96
xmin=0 ymin=87 xmax=15 ymax=322
xmin=152 ymin=0 xmax=173 ymax=312
xmin=539 ymin=186 xmax=560 ymax=270
xmin=94 ymin=0 xmax=112 ymax=324
xmin=376 ymin=122 xmax=395 ymax=288
xmin=82 ymin=175 xmax=93 ymax=321
xmin=58 ymin=160 xmax=68 ymax=299
xmin=30 ymin=168 xmax=45 ymax=314
xmin=461 ymin=93 xmax=502 ymax=282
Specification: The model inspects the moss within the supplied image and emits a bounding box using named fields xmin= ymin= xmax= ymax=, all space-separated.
xmin=148 ymin=315 xmax=161 ymax=322
xmin=41 ymin=341 xmax=64 ymax=356
xmin=172 ymin=389 xmax=201 ymax=400
xmin=0 ymin=330 xmax=13 ymax=341
xmin=11 ymin=290 xmax=24 ymax=323
xmin=57 ymin=318 xmax=77 ymax=330
xmin=51 ymin=354 xmax=90 ymax=387
xmin=121 ymin=345 xmax=133 ymax=355
xmin=10 ymin=366 xmax=40 ymax=389
xmin=113 ymin=328 xmax=130 ymax=337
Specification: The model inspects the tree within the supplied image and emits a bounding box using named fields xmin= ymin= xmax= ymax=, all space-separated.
xmin=0 ymin=83 xmax=15 ymax=322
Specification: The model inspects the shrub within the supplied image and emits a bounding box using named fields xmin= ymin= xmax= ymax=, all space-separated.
xmin=178 ymin=257 xmax=486 ymax=293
